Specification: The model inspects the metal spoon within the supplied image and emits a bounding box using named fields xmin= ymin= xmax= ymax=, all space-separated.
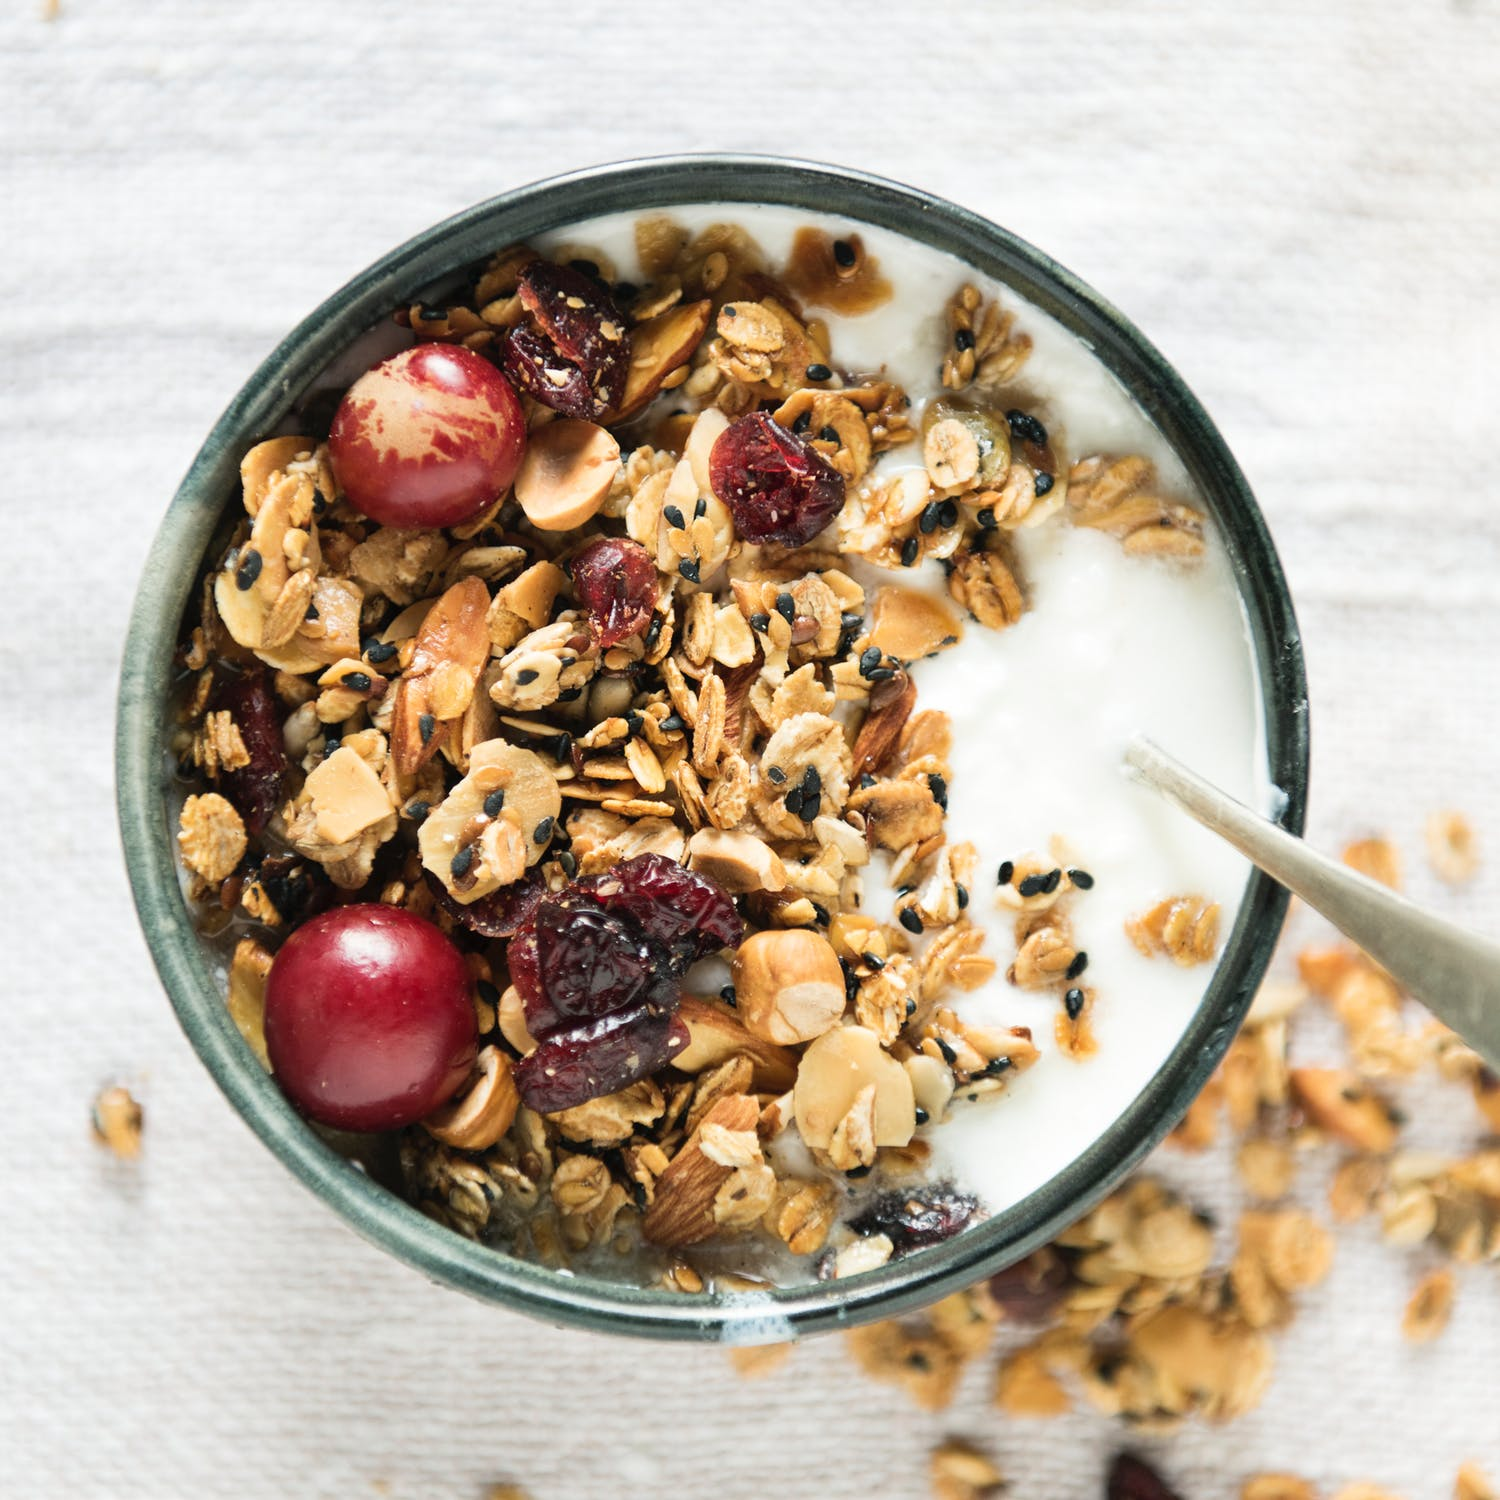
xmin=1124 ymin=736 xmax=1500 ymax=1072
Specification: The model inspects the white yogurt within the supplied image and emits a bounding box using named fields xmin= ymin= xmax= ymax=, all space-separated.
xmin=525 ymin=208 xmax=1271 ymax=1223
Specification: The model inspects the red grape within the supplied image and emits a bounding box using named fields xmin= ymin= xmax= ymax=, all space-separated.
xmin=328 ymin=343 xmax=525 ymax=528
xmin=264 ymin=905 xmax=476 ymax=1131
xmin=570 ymin=536 xmax=657 ymax=648
xmin=709 ymin=411 xmax=845 ymax=546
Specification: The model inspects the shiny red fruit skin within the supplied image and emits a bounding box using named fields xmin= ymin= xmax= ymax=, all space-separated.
xmin=264 ymin=905 xmax=476 ymax=1132
xmin=570 ymin=536 xmax=657 ymax=648
xmin=709 ymin=411 xmax=846 ymax=546
xmin=328 ymin=343 xmax=525 ymax=528
xmin=512 ymin=1007 xmax=689 ymax=1114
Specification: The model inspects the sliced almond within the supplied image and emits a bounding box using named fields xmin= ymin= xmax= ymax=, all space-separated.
xmin=851 ymin=671 xmax=916 ymax=778
xmin=392 ymin=576 xmax=491 ymax=778
xmin=240 ymin=435 xmax=314 ymax=515
xmin=226 ymin=937 xmax=273 ymax=1068
xmin=514 ymin=418 xmax=620 ymax=531
xmin=793 ymin=1023 xmax=915 ymax=1152
xmin=1291 ymin=1067 xmax=1399 ymax=1153
xmin=732 ymin=929 xmax=847 ymax=1046
xmin=686 ymin=828 xmax=787 ymax=893
xmin=868 ymin=587 xmax=963 ymax=662
xmin=304 ymin=745 xmax=396 ymax=846
xmin=675 ymin=997 xmax=798 ymax=1092
xmin=610 ymin=299 xmax=713 ymax=421
xmin=257 ymin=576 xmax=364 ymax=674
xmin=422 ymin=1046 xmax=520 ymax=1150
xmin=497 ymin=984 xmax=538 ymax=1056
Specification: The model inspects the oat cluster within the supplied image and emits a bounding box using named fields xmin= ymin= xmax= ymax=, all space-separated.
xmin=173 ymin=214 xmax=1220 ymax=1282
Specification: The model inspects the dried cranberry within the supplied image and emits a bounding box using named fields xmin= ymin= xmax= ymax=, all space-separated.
xmin=1107 ymin=1456 xmax=1185 ymax=1500
xmin=209 ymin=666 xmax=287 ymax=834
xmin=987 ymin=1247 xmax=1070 ymax=1322
xmin=425 ymin=868 xmax=548 ymax=939
xmin=571 ymin=537 xmax=658 ymax=649
xmin=847 ymin=1184 xmax=979 ymax=1255
xmin=513 ymin=1006 xmax=689 ymax=1113
xmin=500 ymin=261 xmax=629 ymax=419
xmin=573 ymin=852 xmax=743 ymax=966
xmin=709 ymin=411 xmax=846 ymax=546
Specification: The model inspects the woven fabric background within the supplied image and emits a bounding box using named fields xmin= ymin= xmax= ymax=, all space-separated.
xmin=3 ymin=2 xmax=1498 ymax=1496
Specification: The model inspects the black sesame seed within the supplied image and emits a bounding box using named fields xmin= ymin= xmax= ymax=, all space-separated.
xmin=625 ymin=710 xmax=643 ymax=738
xmin=660 ymin=713 xmax=685 ymax=733
xmin=866 ymin=953 xmax=886 ymax=971
xmin=1006 ymin=409 xmax=1048 ymax=446
xmin=450 ymin=846 xmax=474 ymax=878
xmin=418 ymin=712 xmax=436 ymax=744
xmin=304 ymin=602 xmax=320 ymax=621
xmin=644 ymin=616 xmax=663 ymax=649
xmin=678 ymin=559 xmax=701 ymax=583
xmin=997 ymin=860 xmax=1014 ymax=885
xmin=694 ymin=497 xmax=707 ymax=519
xmin=774 ymin=592 xmax=796 ymax=625
xmin=1041 ymin=867 xmax=1062 ymax=894
xmin=567 ymin=258 xmax=599 ymax=279
xmin=937 ymin=499 xmax=959 ymax=529
xmin=749 ymin=611 xmax=771 ymax=634
xmin=1066 ymin=950 xmax=1090 ymax=981
xmin=533 ymin=816 xmax=555 ymax=844
xmin=865 ymin=665 xmax=896 ymax=682
xmin=1017 ymin=872 xmax=1048 ymax=898
xmin=859 ymin=645 xmax=883 ymax=677
xmin=720 ymin=984 xmax=737 ymax=1006
xmin=482 ymin=789 xmax=506 ymax=819
xmin=896 ymin=884 xmax=914 ymax=897
xmin=363 ymin=639 xmax=398 ymax=664
xmin=767 ymin=765 xmax=787 ymax=785
xmin=953 ymin=328 xmax=976 ymax=352
xmin=905 ymin=997 xmax=917 ymax=1016
xmin=322 ymin=737 xmax=340 ymax=756
xmin=976 ymin=507 xmax=997 ymax=530
xmin=477 ymin=979 xmax=500 ymax=1006
xmin=343 ymin=671 xmax=372 ymax=693
xmin=832 ymin=238 xmax=857 ymax=268
xmin=557 ymin=850 xmax=577 ymax=877
xmin=1034 ymin=471 xmax=1055 ymax=497
xmin=956 ymin=883 xmax=969 ymax=910
xmin=613 ymin=280 xmax=638 ymax=302
xmin=918 ymin=500 xmax=941 ymax=535
xmin=1068 ymin=868 xmax=1095 ymax=890
xmin=663 ymin=504 xmax=686 ymax=530
xmin=935 ymin=1038 xmax=958 ymax=1065
xmin=984 ymin=1055 xmax=1012 ymax=1075
xmin=784 ymin=787 xmax=806 ymax=818
xmin=860 ymin=773 xmax=877 ymax=790
xmin=515 ymin=668 xmax=538 ymax=685
xmin=840 ymin=611 xmax=864 ymax=632
xmin=722 ymin=305 xmax=736 ymax=318
xmin=818 ymin=425 xmax=840 ymax=445
xmin=914 ymin=1106 xmax=930 ymax=1126
xmin=550 ymin=732 xmax=573 ymax=763
xmin=811 ymin=902 xmax=831 ymax=925
xmin=1064 ymin=986 xmax=1086 ymax=1019
xmin=899 ymin=908 xmax=925 ymax=935
xmin=844 ymin=1165 xmax=871 ymax=1180
xmin=792 ymin=409 xmax=812 ymax=435
xmin=900 ymin=536 xmax=919 ymax=567
xmin=800 ymin=792 xmax=821 ymax=821
xmin=418 ymin=303 xmax=448 ymax=323
xmin=806 ymin=362 xmax=832 ymax=382
xmin=234 ymin=549 xmax=262 ymax=590
xmin=556 ymin=685 xmax=583 ymax=703
xmin=405 ymin=799 xmax=429 ymax=823
xmin=801 ymin=765 xmax=821 ymax=795
xmin=928 ymin=773 xmax=948 ymax=810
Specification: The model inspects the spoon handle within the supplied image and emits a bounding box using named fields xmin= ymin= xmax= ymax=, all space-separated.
xmin=1125 ymin=736 xmax=1500 ymax=1072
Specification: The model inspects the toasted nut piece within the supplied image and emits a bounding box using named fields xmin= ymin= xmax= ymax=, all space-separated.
xmin=642 ymin=1093 xmax=760 ymax=1248
xmin=1427 ymin=810 xmax=1479 ymax=884
xmin=393 ymin=577 xmax=491 ymax=778
xmin=1343 ymin=836 xmax=1401 ymax=889
xmin=239 ymin=435 xmax=314 ymax=515
xmin=514 ymin=418 xmax=620 ymax=531
xmin=904 ymin=1052 xmax=955 ymax=1124
xmin=610 ymin=299 xmax=713 ymax=420
xmin=1291 ymin=1067 xmax=1399 ymax=1153
xmin=675 ymin=997 xmax=798 ymax=1092
xmin=227 ymin=937 xmax=274 ymax=1068
xmin=1402 ymin=1267 xmax=1455 ymax=1343
xmin=867 ymin=586 xmax=963 ymax=662
xmin=497 ymin=984 xmax=538 ymax=1056
xmin=92 ymin=1085 xmax=144 ymax=1159
xmin=793 ymin=1023 xmax=916 ymax=1152
xmin=732 ymin=929 xmax=847 ymax=1045
xmin=687 ymin=828 xmax=787 ymax=893
xmin=302 ymin=746 xmax=395 ymax=846
xmin=423 ymin=1046 xmax=520 ymax=1149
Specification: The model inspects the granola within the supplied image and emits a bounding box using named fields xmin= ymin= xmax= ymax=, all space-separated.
xmin=168 ymin=207 xmax=1250 ymax=1288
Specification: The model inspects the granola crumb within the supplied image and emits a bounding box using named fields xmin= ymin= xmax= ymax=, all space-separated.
xmin=929 ymin=1438 xmax=1005 ymax=1500
xmin=1242 ymin=1477 xmax=1318 ymax=1500
xmin=727 ymin=1343 xmax=791 ymax=1378
xmin=1401 ymin=1267 xmax=1455 ymax=1343
xmin=1427 ymin=811 xmax=1480 ymax=884
xmin=1456 ymin=1463 xmax=1497 ymax=1500
xmin=91 ymin=1085 xmax=143 ymax=1159
xmin=1342 ymin=836 xmax=1402 ymax=890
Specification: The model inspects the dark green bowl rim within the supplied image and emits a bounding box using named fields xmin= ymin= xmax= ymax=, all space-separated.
xmin=116 ymin=154 xmax=1309 ymax=1343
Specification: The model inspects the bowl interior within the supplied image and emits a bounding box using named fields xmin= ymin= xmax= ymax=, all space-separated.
xmin=116 ymin=154 xmax=1308 ymax=1342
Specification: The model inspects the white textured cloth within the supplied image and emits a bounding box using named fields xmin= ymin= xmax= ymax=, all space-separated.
xmin=4 ymin=2 xmax=1499 ymax=1496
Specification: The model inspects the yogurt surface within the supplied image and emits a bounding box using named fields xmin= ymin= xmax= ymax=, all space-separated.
xmin=533 ymin=206 xmax=1268 ymax=1218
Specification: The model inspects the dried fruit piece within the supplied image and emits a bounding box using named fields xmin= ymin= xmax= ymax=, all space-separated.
xmin=501 ymin=260 xmax=629 ymax=418
xmin=572 ymin=852 xmax=743 ymax=967
xmin=987 ymin=1247 xmax=1070 ymax=1320
xmin=848 ymin=1184 xmax=979 ymax=1255
xmin=570 ymin=536 xmax=657 ymax=649
xmin=513 ymin=417 xmax=619 ymax=531
xmin=209 ymin=667 xmax=288 ymax=834
xmin=426 ymin=867 xmax=548 ymax=938
xmin=328 ymin=343 xmax=525 ymax=527
xmin=512 ymin=1005 xmax=688 ymax=1114
xmin=709 ymin=411 xmax=846 ymax=546
xmin=1109 ymin=1455 xmax=1185 ymax=1500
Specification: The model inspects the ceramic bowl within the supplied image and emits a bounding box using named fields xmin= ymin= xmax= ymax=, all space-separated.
xmin=116 ymin=155 xmax=1309 ymax=1342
